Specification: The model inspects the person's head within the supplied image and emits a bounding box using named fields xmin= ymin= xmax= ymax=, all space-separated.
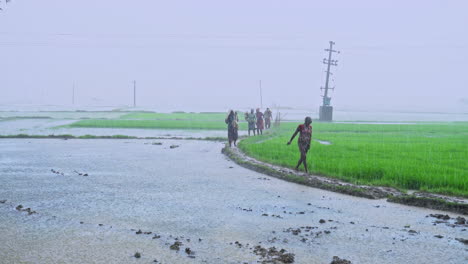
xmin=267 ymin=108 xmax=270 ymax=111
xmin=228 ymin=110 xmax=234 ymax=116
xmin=256 ymin=108 xmax=260 ymax=112
xmin=305 ymin=116 xmax=312 ymax=125
xmin=251 ymin=109 xmax=254 ymax=113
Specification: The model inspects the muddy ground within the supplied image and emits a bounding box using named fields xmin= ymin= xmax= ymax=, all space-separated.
xmin=0 ymin=139 xmax=467 ymax=263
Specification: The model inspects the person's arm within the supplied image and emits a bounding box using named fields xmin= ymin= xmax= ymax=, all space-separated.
xmin=287 ymin=126 xmax=300 ymax=145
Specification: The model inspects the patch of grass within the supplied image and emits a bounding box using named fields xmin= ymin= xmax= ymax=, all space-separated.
xmin=239 ymin=122 xmax=468 ymax=197
xmin=68 ymin=119 xmax=248 ymax=130
xmin=120 ymin=112 xmax=227 ymax=121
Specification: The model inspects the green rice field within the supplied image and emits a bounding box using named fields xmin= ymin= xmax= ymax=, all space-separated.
xmin=239 ymin=122 xmax=468 ymax=197
xmin=120 ymin=112 xmax=227 ymax=121
xmin=67 ymin=112 xmax=467 ymax=197
xmin=69 ymin=112 xmax=247 ymax=130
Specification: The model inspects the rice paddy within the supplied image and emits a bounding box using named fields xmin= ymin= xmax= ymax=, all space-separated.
xmin=68 ymin=112 xmax=248 ymax=130
xmin=120 ymin=112 xmax=227 ymax=120
xmin=67 ymin=112 xmax=468 ymax=197
xmin=238 ymin=122 xmax=468 ymax=197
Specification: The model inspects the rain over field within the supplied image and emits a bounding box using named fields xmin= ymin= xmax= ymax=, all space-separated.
xmin=1 ymin=1 xmax=467 ymax=264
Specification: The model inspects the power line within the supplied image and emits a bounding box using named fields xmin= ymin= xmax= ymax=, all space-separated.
xmin=319 ymin=41 xmax=340 ymax=122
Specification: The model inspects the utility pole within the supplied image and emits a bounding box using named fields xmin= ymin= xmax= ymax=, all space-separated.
xmin=133 ymin=80 xmax=136 ymax=107
xmin=259 ymin=80 xmax=263 ymax=109
xmin=319 ymin=41 xmax=340 ymax=121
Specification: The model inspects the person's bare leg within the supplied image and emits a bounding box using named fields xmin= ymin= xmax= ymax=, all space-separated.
xmin=302 ymin=154 xmax=308 ymax=173
xmin=295 ymin=156 xmax=303 ymax=171
xmin=234 ymin=140 xmax=237 ymax=146
xmin=229 ymin=139 xmax=232 ymax=147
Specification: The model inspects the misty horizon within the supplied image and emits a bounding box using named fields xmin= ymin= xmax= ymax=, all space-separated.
xmin=1 ymin=0 xmax=467 ymax=113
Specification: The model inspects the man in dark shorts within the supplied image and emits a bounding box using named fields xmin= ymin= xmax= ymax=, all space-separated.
xmin=287 ymin=117 xmax=312 ymax=173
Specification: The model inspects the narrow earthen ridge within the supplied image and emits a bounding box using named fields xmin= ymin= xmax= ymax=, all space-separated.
xmin=222 ymin=145 xmax=468 ymax=215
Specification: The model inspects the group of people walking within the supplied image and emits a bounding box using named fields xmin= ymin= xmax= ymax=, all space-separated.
xmin=244 ymin=108 xmax=272 ymax=136
xmin=225 ymin=109 xmax=313 ymax=173
xmin=224 ymin=108 xmax=272 ymax=147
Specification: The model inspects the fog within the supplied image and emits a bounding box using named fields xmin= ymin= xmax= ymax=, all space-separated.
xmin=1 ymin=0 xmax=467 ymax=113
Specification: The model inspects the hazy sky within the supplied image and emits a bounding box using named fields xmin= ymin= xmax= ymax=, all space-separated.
xmin=1 ymin=0 xmax=467 ymax=112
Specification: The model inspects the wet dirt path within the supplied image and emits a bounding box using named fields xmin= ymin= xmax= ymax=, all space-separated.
xmin=0 ymin=139 xmax=466 ymax=263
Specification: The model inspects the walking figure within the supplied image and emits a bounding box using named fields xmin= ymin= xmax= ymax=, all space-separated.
xmin=225 ymin=110 xmax=238 ymax=147
xmin=287 ymin=117 xmax=312 ymax=173
xmin=245 ymin=109 xmax=257 ymax=136
xmin=264 ymin=108 xmax=272 ymax=129
xmin=256 ymin=108 xmax=264 ymax=135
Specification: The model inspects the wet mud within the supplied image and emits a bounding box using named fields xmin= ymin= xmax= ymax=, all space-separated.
xmin=0 ymin=139 xmax=467 ymax=263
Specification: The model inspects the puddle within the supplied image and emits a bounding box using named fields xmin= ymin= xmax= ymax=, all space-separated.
xmin=315 ymin=139 xmax=332 ymax=145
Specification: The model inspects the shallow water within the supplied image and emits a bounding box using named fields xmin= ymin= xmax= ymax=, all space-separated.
xmin=0 ymin=139 xmax=466 ymax=263
xmin=0 ymin=118 xmax=245 ymax=139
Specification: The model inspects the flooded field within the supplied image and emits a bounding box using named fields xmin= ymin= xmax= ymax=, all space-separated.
xmin=0 ymin=118 xmax=242 ymax=139
xmin=1 ymin=139 xmax=466 ymax=263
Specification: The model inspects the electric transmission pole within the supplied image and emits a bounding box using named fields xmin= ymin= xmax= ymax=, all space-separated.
xmin=133 ymin=80 xmax=136 ymax=107
xmin=319 ymin=41 xmax=340 ymax=121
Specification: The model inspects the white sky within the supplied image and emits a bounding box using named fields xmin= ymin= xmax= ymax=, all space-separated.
xmin=0 ymin=0 xmax=467 ymax=112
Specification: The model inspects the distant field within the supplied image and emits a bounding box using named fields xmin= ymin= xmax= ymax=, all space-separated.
xmin=120 ymin=112 xmax=227 ymax=121
xmin=69 ymin=119 xmax=248 ymax=130
xmin=69 ymin=112 xmax=250 ymax=130
xmin=239 ymin=122 xmax=468 ymax=197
